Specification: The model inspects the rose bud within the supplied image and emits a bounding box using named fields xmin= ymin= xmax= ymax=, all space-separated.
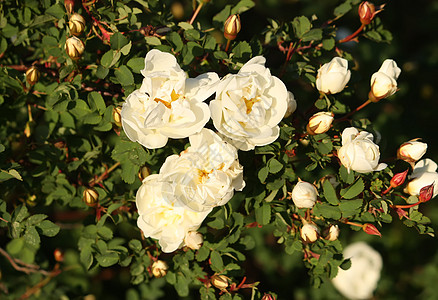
xmin=306 ymin=112 xmax=334 ymax=135
xmin=397 ymin=139 xmax=427 ymax=164
xmin=211 ymin=275 xmax=229 ymax=290
xmin=390 ymin=169 xmax=408 ymax=188
xmin=83 ymin=188 xmax=99 ymax=207
xmin=325 ymin=224 xmax=340 ymax=241
xmin=170 ymin=2 xmax=184 ymax=20
xmin=69 ymin=13 xmax=86 ymax=36
xmin=291 ymin=181 xmax=318 ymax=209
xmin=184 ymin=231 xmax=203 ymax=250
xmin=224 ymin=14 xmax=241 ymax=40
xmin=419 ymin=183 xmax=434 ymax=203
xmin=261 ymin=294 xmax=276 ymax=300
xmin=138 ymin=165 xmax=150 ymax=182
xmin=300 ymin=223 xmax=320 ymax=243
xmin=405 ymin=159 xmax=438 ymax=199
xmin=26 ymin=66 xmax=40 ymax=85
xmin=283 ymin=91 xmax=297 ymax=119
xmin=362 ymin=223 xmax=381 ymax=237
xmin=54 ymin=248 xmax=64 ymax=262
xmin=151 ymin=260 xmax=168 ymax=278
xmin=64 ymin=0 xmax=75 ymax=14
xmin=358 ymin=1 xmax=375 ymax=25
xmin=65 ymin=36 xmax=85 ymax=60
xmin=316 ymin=57 xmax=351 ymax=94
xmin=369 ymin=59 xmax=401 ymax=102
xmin=112 ymin=106 xmax=122 ymax=127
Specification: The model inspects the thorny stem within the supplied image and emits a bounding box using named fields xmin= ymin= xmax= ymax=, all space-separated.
xmin=334 ymin=99 xmax=372 ymax=123
xmin=338 ymin=23 xmax=366 ymax=44
xmin=189 ymin=2 xmax=204 ymax=25
xmin=89 ymin=162 xmax=121 ymax=187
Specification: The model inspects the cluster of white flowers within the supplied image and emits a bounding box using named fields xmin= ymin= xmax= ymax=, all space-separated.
xmin=121 ymin=50 xmax=292 ymax=252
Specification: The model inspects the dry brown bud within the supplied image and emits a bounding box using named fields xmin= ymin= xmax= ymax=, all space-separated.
xmin=83 ymin=188 xmax=99 ymax=207
xmin=26 ymin=66 xmax=40 ymax=85
xmin=151 ymin=260 xmax=168 ymax=278
xmin=211 ymin=274 xmax=229 ymax=290
xmin=65 ymin=36 xmax=85 ymax=60
xmin=64 ymin=0 xmax=75 ymax=15
xmin=112 ymin=106 xmax=122 ymax=127
xmin=138 ymin=165 xmax=150 ymax=181
xmin=69 ymin=13 xmax=85 ymax=36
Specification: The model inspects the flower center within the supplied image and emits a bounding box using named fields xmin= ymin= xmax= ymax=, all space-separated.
xmin=197 ymin=169 xmax=212 ymax=184
xmin=243 ymin=96 xmax=260 ymax=114
xmin=153 ymin=89 xmax=181 ymax=109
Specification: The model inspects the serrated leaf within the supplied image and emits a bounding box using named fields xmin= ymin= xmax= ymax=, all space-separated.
xmin=129 ymin=239 xmax=143 ymax=252
xmin=97 ymin=226 xmax=113 ymax=240
xmin=25 ymin=214 xmax=47 ymax=226
xmin=115 ymin=65 xmax=134 ymax=86
xmin=339 ymin=199 xmax=363 ymax=218
xmin=302 ymin=28 xmax=322 ymax=42
xmin=210 ymin=251 xmax=224 ymax=272
xmin=231 ymin=0 xmax=256 ymax=14
xmin=127 ymin=57 xmax=145 ymax=73
xmin=313 ymin=203 xmax=341 ymax=219
xmin=339 ymin=165 xmax=355 ymax=184
xmin=24 ymin=226 xmax=40 ymax=248
xmin=97 ymin=252 xmax=119 ymax=267
xmin=88 ymin=91 xmax=106 ymax=115
xmin=268 ymin=158 xmax=283 ymax=174
xmin=80 ymin=247 xmax=94 ymax=270
xmin=196 ymin=246 xmax=210 ymax=262
xmin=292 ymin=16 xmax=311 ymax=39
xmin=341 ymin=178 xmax=364 ymax=199
xmin=110 ymin=32 xmax=129 ymax=50
xmin=6 ymin=238 xmax=24 ymax=255
xmin=323 ymin=180 xmax=339 ymax=205
xmin=232 ymin=41 xmax=252 ymax=59
xmin=37 ymin=220 xmax=60 ymax=237
xmin=255 ymin=204 xmax=271 ymax=225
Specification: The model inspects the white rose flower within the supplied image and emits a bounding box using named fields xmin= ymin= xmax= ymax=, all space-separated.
xmin=291 ymin=181 xmax=318 ymax=208
xmin=159 ymin=129 xmax=245 ymax=212
xmin=210 ymin=56 xmax=288 ymax=151
xmin=136 ymin=174 xmax=211 ymax=253
xmin=332 ymin=242 xmax=382 ymax=300
xmin=306 ymin=111 xmax=334 ymax=135
xmin=283 ymin=91 xmax=297 ymax=118
xmin=315 ymin=57 xmax=351 ymax=94
xmin=338 ymin=127 xmax=387 ymax=173
xmin=184 ymin=231 xmax=203 ymax=250
xmin=369 ymin=59 xmax=401 ymax=101
xmin=326 ymin=224 xmax=340 ymax=241
xmin=300 ymin=223 xmax=320 ymax=243
xmin=397 ymin=139 xmax=427 ymax=163
xmin=121 ymin=49 xmax=219 ymax=149
xmin=405 ymin=158 xmax=438 ymax=199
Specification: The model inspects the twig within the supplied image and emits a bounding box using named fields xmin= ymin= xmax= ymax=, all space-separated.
xmin=334 ymin=99 xmax=371 ymax=123
xmin=189 ymin=2 xmax=204 ymax=25
xmin=89 ymin=162 xmax=121 ymax=187
xmin=0 ymin=247 xmax=51 ymax=276
xmin=338 ymin=23 xmax=365 ymax=44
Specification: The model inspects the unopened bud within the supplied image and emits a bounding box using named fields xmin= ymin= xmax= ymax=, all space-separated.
xmin=283 ymin=91 xmax=297 ymax=119
xmin=26 ymin=194 xmax=37 ymax=207
xmin=224 ymin=14 xmax=241 ymax=40
xmin=170 ymin=2 xmax=184 ymax=20
xmin=397 ymin=139 xmax=428 ymax=164
xmin=390 ymin=169 xmax=408 ymax=188
xmin=112 ymin=106 xmax=122 ymax=127
xmin=54 ymin=248 xmax=64 ymax=262
xmin=138 ymin=165 xmax=150 ymax=181
xmin=291 ymin=181 xmax=318 ymax=209
xmin=261 ymin=294 xmax=276 ymax=300
xmin=65 ymin=36 xmax=85 ymax=60
xmin=184 ymin=231 xmax=203 ymax=250
xmin=325 ymin=225 xmax=340 ymax=241
xmin=151 ymin=260 xmax=168 ymax=278
xmin=24 ymin=121 xmax=33 ymax=138
xmin=300 ymin=223 xmax=320 ymax=243
xmin=362 ymin=223 xmax=381 ymax=237
xmin=64 ymin=0 xmax=75 ymax=14
xmin=83 ymin=188 xmax=99 ymax=207
xmin=211 ymin=275 xmax=229 ymax=290
xmin=358 ymin=1 xmax=375 ymax=25
xmin=26 ymin=66 xmax=40 ymax=85
xmin=69 ymin=13 xmax=86 ymax=36
xmin=306 ymin=112 xmax=334 ymax=135
xmin=419 ymin=183 xmax=434 ymax=203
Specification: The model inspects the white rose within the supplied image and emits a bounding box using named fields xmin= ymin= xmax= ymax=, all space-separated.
xmin=370 ymin=59 xmax=401 ymax=101
xmin=121 ymin=49 xmax=219 ymax=149
xmin=338 ymin=127 xmax=387 ymax=173
xmin=291 ymin=181 xmax=318 ymax=208
xmin=326 ymin=224 xmax=340 ymax=241
xmin=136 ymin=174 xmax=211 ymax=253
xmin=397 ymin=139 xmax=427 ymax=163
xmin=283 ymin=91 xmax=297 ymax=118
xmin=159 ymin=129 xmax=245 ymax=212
xmin=184 ymin=231 xmax=203 ymax=250
xmin=315 ymin=57 xmax=351 ymax=94
xmin=405 ymin=159 xmax=438 ymax=199
xmin=306 ymin=111 xmax=334 ymax=135
xmin=210 ymin=56 xmax=288 ymax=151
xmin=332 ymin=242 xmax=382 ymax=300
xmin=300 ymin=223 xmax=320 ymax=243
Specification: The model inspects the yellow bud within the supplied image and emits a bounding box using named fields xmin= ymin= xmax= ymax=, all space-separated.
xmin=112 ymin=106 xmax=122 ymax=127
xmin=224 ymin=14 xmax=241 ymax=40
xmin=211 ymin=275 xmax=229 ymax=290
xmin=138 ymin=165 xmax=150 ymax=182
xmin=151 ymin=260 xmax=168 ymax=278
xmin=300 ymin=223 xmax=320 ymax=243
xmin=65 ymin=36 xmax=85 ymax=60
xmin=170 ymin=2 xmax=184 ymax=20
xmin=83 ymin=188 xmax=99 ymax=207
xmin=306 ymin=112 xmax=334 ymax=135
xmin=64 ymin=0 xmax=75 ymax=15
xmin=69 ymin=13 xmax=86 ymax=36
xmin=26 ymin=66 xmax=40 ymax=85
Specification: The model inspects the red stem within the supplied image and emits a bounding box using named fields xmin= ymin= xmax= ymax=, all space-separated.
xmin=338 ymin=23 xmax=366 ymax=44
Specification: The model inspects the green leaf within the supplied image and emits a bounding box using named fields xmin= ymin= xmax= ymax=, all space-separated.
xmin=88 ymin=91 xmax=106 ymax=115
xmin=341 ymin=178 xmax=364 ymax=199
xmin=129 ymin=239 xmax=143 ymax=252
xmin=210 ymin=251 xmax=224 ymax=272
xmin=96 ymin=65 xmax=109 ymax=79
xmin=14 ymin=205 xmax=29 ymax=223
xmin=37 ymin=220 xmax=60 ymax=237
xmin=302 ymin=29 xmax=323 ymax=42
xmin=292 ymin=16 xmax=311 ymax=39
xmin=339 ymin=165 xmax=355 ymax=184
xmin=80 ymin=247 xmax=94 ymax=270
xmin=115 ymin=65 xmax=134 ymax=86
xmin=232 ymin=41 xmax=252 ymax=59
xmin=45 ymin=4 xmax=65 ymax=19
xmin=339 ymin=199 xmax=363 ymax=218
xmin=313 ymin=203 xmax=341 ymax=219
xmin=110 ymin=32 xmax=129 ymax=50
xmin=101 ymin=50 xmax=121 ymax=68
xmin=145 ymin=36 xmax=161 ymax=46
xmin=25 ymin=214 xmax=47 ymax=226
xmin=97 ymin=226 xmax=113 ymax=240
xmin=166 ymin=31 xmax=183 ymax=52
xmin=268 ymin=158 xmax=283 ymax=174
xmin=127 ymin=57 xmax=145 ymax=73
xmin=323 ymin=180 xmax=339 ymax=205
xmin=111 ymin=140 xmax=148 ymax=184
xmin=322 ymin=38 xmax=335 ymax=50
xmin=196 ymin=246 xmax=210 ymax=262
xmin=97 ymin=252 xmax=119 ymax=267
xmin=334 ymin=2 xmax=352 ymax=17
xmin=175 ymin=273 xmax=190 ymax=297
xmin=255 ymin=204 xmax=271 ymax=225
xmin=231 ymin=0 xmax=256 ymax=14
xmin=24 ymin=226 xmax=41 ymax=248
xmin=6 ymin=238 xmax=24 ymax=255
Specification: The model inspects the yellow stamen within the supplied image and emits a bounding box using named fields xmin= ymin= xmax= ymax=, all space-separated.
xmin=153 ymin=89 xmax=181 ymax=109
xmin=243 ymin=97 xmax=260 ymax=114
